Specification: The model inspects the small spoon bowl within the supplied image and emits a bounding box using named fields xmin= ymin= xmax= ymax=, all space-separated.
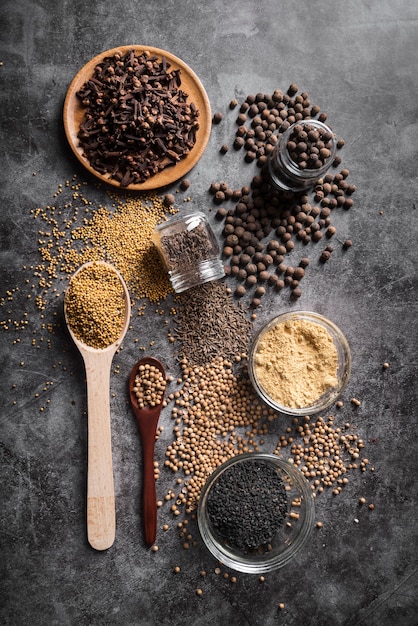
xmin=129 ymin=356 xmax=166 ymax=546
xmin=64 ymin=261 xmax=131 ymax=551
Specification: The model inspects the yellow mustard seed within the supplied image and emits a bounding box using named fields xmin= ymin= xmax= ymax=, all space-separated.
xmin=65 ymin=262 xmax=126 ymax=349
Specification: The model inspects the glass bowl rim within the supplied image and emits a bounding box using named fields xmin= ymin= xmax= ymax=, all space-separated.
xmin=197 ymin=452 xmax=315 ymax=573
xmin=248 ymin=310 xmax=352 ymax=416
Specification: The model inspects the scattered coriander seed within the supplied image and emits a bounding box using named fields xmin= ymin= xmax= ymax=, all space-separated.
xmin=351 ymin=397 xmax=361 ymax=406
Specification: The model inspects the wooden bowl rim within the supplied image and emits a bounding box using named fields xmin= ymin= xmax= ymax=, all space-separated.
xmin=63 ymin=45 xmax=212 ymax=191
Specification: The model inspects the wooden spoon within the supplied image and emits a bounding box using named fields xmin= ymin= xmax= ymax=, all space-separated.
xmin=64 ymin=261 xmax=131 ymax=551
xmin=128 ymin=357 xmax=166 ymax=546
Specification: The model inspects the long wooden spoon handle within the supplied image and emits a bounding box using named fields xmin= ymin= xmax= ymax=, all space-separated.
xmin=84 ymin=352 xmax=115 ymax=550
xmin=142 ymin=440 xmax=157 ymax=546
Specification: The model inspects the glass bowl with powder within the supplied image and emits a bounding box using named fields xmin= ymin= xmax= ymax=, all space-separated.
xmin=248 ymin=311 xmax=352 ymax=416
xmin=197 ymin=453 xmax=315 ymax=573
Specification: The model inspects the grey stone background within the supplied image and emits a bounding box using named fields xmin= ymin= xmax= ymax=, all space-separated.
xmin=1 ymin=0 xmax=417 ymax=625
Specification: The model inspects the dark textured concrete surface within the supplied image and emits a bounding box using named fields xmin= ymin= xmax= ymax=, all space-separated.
xmin=1 ymin=1 xmax=418 ymax=625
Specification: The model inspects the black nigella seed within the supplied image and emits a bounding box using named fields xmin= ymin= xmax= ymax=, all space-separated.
xmin=206 ymin=459 xmax=289 ymax=551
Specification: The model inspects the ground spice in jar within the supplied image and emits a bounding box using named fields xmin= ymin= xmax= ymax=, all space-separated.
xmin=254 ymin=318 xmax=338 ymax=408
xmin=65 ymin=262 xmax=126 ymax=349
xmin=206 ymin=459 xmax=288 ymax=550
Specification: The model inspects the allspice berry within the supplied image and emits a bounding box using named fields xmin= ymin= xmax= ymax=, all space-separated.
xmin=164 ymin=194 xmax=175 ymax=206
xmin=235 ymin=285 xmax=246 ymax=298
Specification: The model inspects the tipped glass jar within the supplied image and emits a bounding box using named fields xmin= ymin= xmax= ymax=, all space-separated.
xmin=268 ymin=120 xmax=337 ymax=192
xmin=153 ymin=211 xmax=225 ymax=293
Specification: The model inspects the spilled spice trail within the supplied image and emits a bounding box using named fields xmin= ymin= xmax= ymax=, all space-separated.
xmin=173 ymin=280 xmax=252 ymax=366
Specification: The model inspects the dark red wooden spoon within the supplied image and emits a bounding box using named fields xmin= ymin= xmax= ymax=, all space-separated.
xmin=128 ymin=356 xmax=166 ymax=547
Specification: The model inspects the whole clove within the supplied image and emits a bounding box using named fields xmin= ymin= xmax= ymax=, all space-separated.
xmin=76 ymin=49 xmax=200 ymax=186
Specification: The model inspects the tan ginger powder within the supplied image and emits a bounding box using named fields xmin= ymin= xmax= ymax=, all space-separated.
xmin=254 ymin=319 xmax=338 ymax=408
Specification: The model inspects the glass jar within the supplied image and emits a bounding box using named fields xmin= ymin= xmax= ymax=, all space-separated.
xmin=153 ymin=211 xmax=225 ymax=293
xmin=268 ymin=120 xmax=337 ymax=192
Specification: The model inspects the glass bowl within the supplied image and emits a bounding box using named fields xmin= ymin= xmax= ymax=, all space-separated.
xmin=197 ymin=453 xmax=315 ymax=574
xmin=248 ymin=311 xmax=352 ymax=417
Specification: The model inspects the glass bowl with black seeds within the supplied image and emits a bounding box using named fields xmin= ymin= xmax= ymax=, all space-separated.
xmin=248 ymin=311 xmax=352 ymax=417
xmin=197 ymin=453 xmax=315 ymax=573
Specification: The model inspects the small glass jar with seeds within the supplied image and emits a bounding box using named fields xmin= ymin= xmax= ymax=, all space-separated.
xmin=153 ymin=211 xmax=225 ymax=293
xmin=268 ymin=120 xmax=337 ymax=192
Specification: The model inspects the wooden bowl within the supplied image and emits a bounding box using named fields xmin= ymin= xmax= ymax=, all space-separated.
xmin=63 ymin=45 xmax=212 ymax=191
